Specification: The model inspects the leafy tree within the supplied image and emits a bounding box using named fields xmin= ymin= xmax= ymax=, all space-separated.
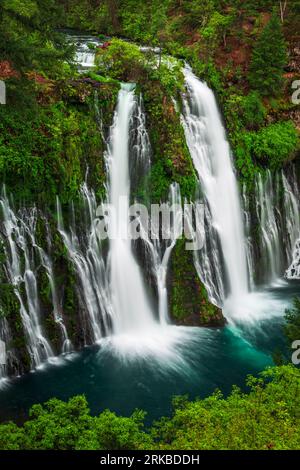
xmin=95 ymin=38 xmax=149 ymax=81
xmin=152 ymin=365 xmax=300 ymax=450
xmin=1 ymin=366 xmax=300 ymax=450
xmin=284 ymin=297 xmax=300 ymax=346
xmin=248 ymin=13 xmax=287 ymax=96
xmin=76 ymin=410 xmax=151 ymax=450
xmin=0 ymin=422 xmax=26 ymax=450
xmin=0 ymin=0 xmax=73 ymax=75
xmin=0 ymin=395 xmax=152 ymax=450
xmin=201 ymin=11 xmax=233 ymax=51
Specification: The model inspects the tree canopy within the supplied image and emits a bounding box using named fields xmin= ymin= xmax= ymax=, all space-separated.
xmin=0 ymin=365 xmax=300 ymax=450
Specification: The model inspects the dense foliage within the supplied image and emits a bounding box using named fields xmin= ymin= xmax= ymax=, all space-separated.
xmin=0 ymin=0 xmax=72 ymax=74
xmin=0 ymin=0 xmax=299 ymax=199
xmin=249 ymin=13 xmax=287 ymax=97
xmin=284 ymin=297 xmax=300 ymax=348
xmin=0 ymin=365 xmax=299 ymax=450
xmin=56 ymin=0 xmax=300 ymax=184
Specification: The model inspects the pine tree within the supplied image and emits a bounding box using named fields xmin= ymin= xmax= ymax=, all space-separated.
xmin=0 ymin=0 xmax=73 ymax=76
xmin=248 ymin=13 xmax=287 ymax=96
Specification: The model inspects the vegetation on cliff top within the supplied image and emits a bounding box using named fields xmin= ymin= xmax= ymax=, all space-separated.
xmin=1 ymin=0 xmax=299 ymax=200
xmin=57 ymin=0 xmax=300 ymax=184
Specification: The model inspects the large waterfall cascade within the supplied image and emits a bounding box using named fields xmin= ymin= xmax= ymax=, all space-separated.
xmin=181 ymin=66 xmax=300 ymax=322
xmin=107 ymin=84 xmax=156 ymax=333
xmin=182 ymin=66 xmax=249 ymax=307
xmin=1 ymin=36 xmax=300 ymax=381
xmin=55 ymin=84 xmax=186 ymax=359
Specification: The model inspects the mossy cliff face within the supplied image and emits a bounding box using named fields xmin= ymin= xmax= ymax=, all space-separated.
xmin=0 ymin=78 xmax=118 ymax=206
xmin=169 ymin=238 xmax=225 ymax=327
xmin=142 ymin=80 xmax=197 ymax=203
xmin=0 ymin=78 xmax=119 ymax=374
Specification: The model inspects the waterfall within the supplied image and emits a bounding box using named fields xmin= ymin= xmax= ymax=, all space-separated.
xmin=57 ymin=186 xmax=113 ymax=343
xmin=107 ymin=84 xmax=156 ymax=333
xmin=68 ymin=34 xmax=101 ymax=70
xmin=0 ymin=189 xmax=73 ymax=370
xmin=181 ymin=66 xmax=249 ymax=306
xmin=139 ymin=182 xmax=183 ymax=325
xmin=0 ymin=192 xmax=55 ymax=368
xmin=242 ymin=169 xmax=300 ymax=283
xmin=1 ymin=43 xmax=299 ymax=377
xmin=254 ymin=171 xmax=282 ymax=281
xmin=57 ymin=86 xmax=162 ymax=339
xmin=283 ymin=171 xmax=300 ymax=279
xmin=242 ymin=184 xmax=255 ymax=291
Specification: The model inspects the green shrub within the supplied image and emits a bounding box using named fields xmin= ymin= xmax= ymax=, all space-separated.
xmin=284 ymin=297 xmax=300 ymax=346
xmin=1 ymin=366 xmax=300 ymax=450
xmin=241 ymin=92 xmax=267 ymax=130
xmin=95 ymin=38 xmax=148 ymax=82
xmin=251 ymin=121 xmax=299 ymax=169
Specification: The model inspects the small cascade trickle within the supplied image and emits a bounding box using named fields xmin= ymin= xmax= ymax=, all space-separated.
xmin=68 ymin=34 xmax=102 ymax=70
xmin=37 ymin=247 xmax=72 ymax=353
xmin=242 ymin=184 xmax=255 ymax=291
xmin=129 ymin=94 xmax=151 ymax=196
xmin=139 ymin=182 xmax=183 ymax=325
xmin=0 ymin=319 xmax=10 ymax=381
xmin=192 ymin=202 xmax=225 ymax=306
xmin=283 ymin=169 xmax=300 ymax=279
xmin=283 ymin=170 xmax=300 ymax=277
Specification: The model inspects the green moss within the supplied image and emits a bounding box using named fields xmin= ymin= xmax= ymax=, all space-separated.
xmin=169 ymin=238 xmax=224 ymax=326
xmin=0 ymin=81 xmax=118 ymax=207
xmin=142 ymin=81 xmax=197 ymax=203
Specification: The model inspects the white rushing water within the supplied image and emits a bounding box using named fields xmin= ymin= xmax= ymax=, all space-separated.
xmin=0 ymin=189 xmax=74 ymax=377
xmin=255 ymin=171 xmax=282 ymax=281
xmin=68 ymin=34 xmax=102 ymax=70
xmin=180 ymin=67 xmax=300 ymax=324
xmin=242 ymin=169 xmax=300 ymax=284
xmin=182 ymin=66 xmax=249 ymax=308
xmin=97 ymin=85 xmax=203 ymax=364
xmin=0 ymin=192 xmax=58 ymax=369
xmin=283 ymin=171 xmax=300 ymax=279
xmin=107 ymin=84 xmax=156 ymax=333
xmin=139 ymin=182 xmax=183 ymax=325
xmin=56 ymin=86 xmax=185 ymax=354
xmin=57 ymin=186 xmax=113 ymax=343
